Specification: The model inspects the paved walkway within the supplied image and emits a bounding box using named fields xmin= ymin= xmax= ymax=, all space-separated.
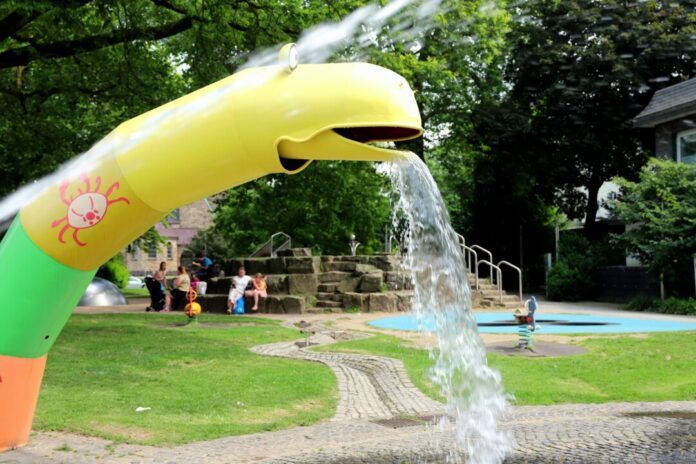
xmin=3 ymin=310 xmax=696 ymax=463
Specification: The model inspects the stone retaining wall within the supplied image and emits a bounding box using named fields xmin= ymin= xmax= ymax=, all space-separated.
xmin=196 ymin=249 xmax=413 ymax=314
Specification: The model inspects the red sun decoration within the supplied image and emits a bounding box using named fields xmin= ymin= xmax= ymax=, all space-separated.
xmin=51 ymin=174 xmax=130 ymax=246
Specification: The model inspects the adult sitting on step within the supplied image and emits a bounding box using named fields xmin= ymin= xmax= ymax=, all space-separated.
xmin=227 ymin=266 xmax=251 ymax=314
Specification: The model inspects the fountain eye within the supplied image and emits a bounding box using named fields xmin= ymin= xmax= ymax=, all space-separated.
xmin=279 ymin=43 xmax=298 ymax=72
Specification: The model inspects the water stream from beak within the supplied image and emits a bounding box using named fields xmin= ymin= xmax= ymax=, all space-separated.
xmin=387 ymin=153 xmax=510 ymax=464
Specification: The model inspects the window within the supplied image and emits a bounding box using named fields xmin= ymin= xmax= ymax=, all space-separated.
xmin=168 ymin=208 xmax=181 ymax=224
xmin=128 ymin=244 xmax=140 ymax=259
xmin=677 ymin=129 xmax=696 ymax=165
xmin=166 ymin=242 xmax=173 ymax=259
xmin=148 ymin=243 xmax=157 ymax=259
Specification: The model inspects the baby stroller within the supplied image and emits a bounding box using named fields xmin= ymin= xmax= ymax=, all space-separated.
xmin=144 ymin=277 xmax=166 ymax=312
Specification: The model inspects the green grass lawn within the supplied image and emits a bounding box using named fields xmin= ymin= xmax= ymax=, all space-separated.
xmin=121 ymin=287 xmax=149 ymax=298
xmin=36 ymin=313 xmax=336 ymax=445
xmin=316 ymin=332 xmax=696 ymax=405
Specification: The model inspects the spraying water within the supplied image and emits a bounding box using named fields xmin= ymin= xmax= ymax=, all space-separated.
xmin=387 ymin=153 xmax=510 ymax=464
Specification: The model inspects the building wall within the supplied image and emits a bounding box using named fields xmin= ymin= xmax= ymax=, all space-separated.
xmin=654 ymin=117 xmax=696 ymax=160
xmin=124 ymin=239 xmax=179 ymax=276
xmin=177 ymin=199 xmax=213 ymax=229
xmin=124 ymin=199 xmax=213 ymax=275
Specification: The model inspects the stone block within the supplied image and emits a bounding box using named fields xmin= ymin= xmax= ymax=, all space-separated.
xmin=224 ymin=259 xmax=245 ymax=276
xmin=288 ymin=274 xmax=318 ymax=295
xmin=325 ymin=261 xmax=357 ymax=272
xmin=264 ymin=295 xmax=285 ymax=313
xmin=342 ymin=292 xmax=369 ymax=312
xmin=354 ymin=263 xmax=378 ymax=275
xmin=244 ymin=258 xmax=269 ymax=275
xmin=367 ymin=254 xmax=400 ymax=272
xmin=207 ymin=277 xmax=232 ymax=294
xmin=266 ymin=274 xmax=288 ymax=294
xmin=385 ymin=272 xmax=405 ymax=291
xmin=336 ymin=277 xmax=361 ymax=293
xmin=196 ymin=294 xmax=228 ymax=313
xmin=395 ymin=291 xmax=414 ymax=312
xmin=282 ymin=295 xmax=305 ymax=313
xmin=368 ymin=293 xmax=398 ymax=312
xmin=286 ymin=257 xmax=320 ymax=274
xmin=319 ymin=271 xmax=352 ymax=283
xmin=266 ymin=257 xmax=286 ymax=274
xmin=278 ymin=248 xmax=312 ymax=257
xmin=359 ymin=273 xmax=383 ymax=293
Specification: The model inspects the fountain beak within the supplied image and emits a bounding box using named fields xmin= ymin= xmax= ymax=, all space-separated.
xmin=274 ymin=62 xmax=423 ymax=165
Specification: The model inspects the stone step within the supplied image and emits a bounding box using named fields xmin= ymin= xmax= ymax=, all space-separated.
xmin=316 ymin=292 xmax=343 ymax=302
xmin=478 ymin=299 xmax=522 ymax=309
xmin=316 ymin=300 xmax=343 ymax=308
xmin=196 ymin=293 xmax=305 ymax=314
xmin=479 ymin=292 xmax=519 ymax=302
xmin=472 ymin=284 xmax=498 ymax=291
xmin=317 ymin=283 xmax=339 ymax=293
xmin=319 ymin=271 xmax=353 ymax=283
xmin=323 ymin=261 xmax=358 ymax=272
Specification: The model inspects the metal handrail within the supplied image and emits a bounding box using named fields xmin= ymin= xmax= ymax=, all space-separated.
xmin=498 ymin=260 xmax=523 ymax=303
xmin=471 ymin=245 xmax=493 ymax=280
xmin=477 ymin=260 xmax=503 ymax=303
xmin=250 ymin=232 xmax=291 ymax=257
xmin=462 ymin=245 xmax=479 ymax=290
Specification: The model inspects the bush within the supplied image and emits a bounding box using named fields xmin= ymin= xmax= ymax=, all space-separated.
xmin=625 ymin=295 xmax=696 ymax=315
xmin=97 ymin=254 xmax=129 ymax=289
xmin=625 ymin=294 xmax=657 ymax=312
xmin=546 ymin=260 xmax=594 ymax=301
xmin=660 ymin=298 xmax=696 ymax=315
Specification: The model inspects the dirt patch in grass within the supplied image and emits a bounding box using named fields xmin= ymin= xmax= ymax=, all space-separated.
xmin=89 ymin=423 xmax=155 ymax=442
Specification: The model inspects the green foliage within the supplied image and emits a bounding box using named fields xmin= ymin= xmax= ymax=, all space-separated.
xmin=626 ymin=296 xmax=696 ymax=316
xmin=211 ymin=161 xmax=392 ymax=255
xmin=546 ymin=233 xmax=596 ymax=301
xmin=189 ymin=228 xmax=236 ymax=262
xmin=624 ymin=294 xmax=657 ymax=312
xmin=96 ymin=253 xmax=129 ymax=289
xmin=499 ymin=0 xmax=696 ymax=231
xmin=612 ymin=159 xmax=696 ymax=278
xmin=546 ymin=232 xmax=620 ymax=301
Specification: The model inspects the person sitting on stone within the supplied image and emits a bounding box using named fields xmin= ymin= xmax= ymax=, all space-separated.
xmin=191 ymin=252 xmax=214 ymax=281
xmin=245 ymin=273 xmax=268 ymax=312
xmin=227 ymin=266 xmax=251 ymax=314
xmin=169 ymin=265 xmax=191 ymax=310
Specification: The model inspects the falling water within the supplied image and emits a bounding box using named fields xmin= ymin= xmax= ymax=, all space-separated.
xmin=387 ymin=153 xmax=510 ymax=464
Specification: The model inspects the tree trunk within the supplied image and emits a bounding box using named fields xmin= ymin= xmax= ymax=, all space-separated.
xmin=583 ymin=178 xmax=602 ymax=237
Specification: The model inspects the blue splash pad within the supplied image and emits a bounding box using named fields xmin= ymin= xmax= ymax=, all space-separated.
xmin=369 ymin=312 xmax=696 ymax=334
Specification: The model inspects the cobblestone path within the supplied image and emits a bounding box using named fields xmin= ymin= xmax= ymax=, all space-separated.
xmin=3 ymin=326 xmax=695 ymax=463
xmin=249 ymin=331 xmax=442 ymax=420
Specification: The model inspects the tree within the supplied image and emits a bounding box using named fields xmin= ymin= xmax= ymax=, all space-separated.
xmin=504 ymin=0 xmax=696 ymax=234
xmin=209 ymin=161 xmax=392 ymax=256
xmin=612 ymin=159 xmax=696 ymax=296
xmin=0 ymin=0 xmax=366 ymax=196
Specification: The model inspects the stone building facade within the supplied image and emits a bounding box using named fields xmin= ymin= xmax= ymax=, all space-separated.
xmin=124 ymin=199 xmax=213 ymax=276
